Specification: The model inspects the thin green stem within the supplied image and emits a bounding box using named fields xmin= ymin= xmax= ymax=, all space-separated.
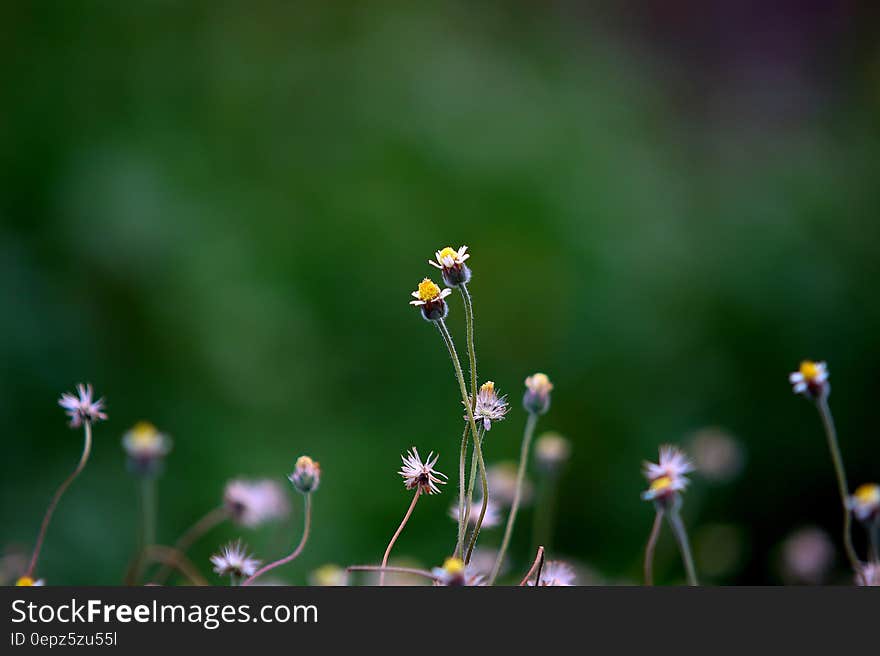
xmin=455 ymin=422 xmax=469 ymax=559
xmin=26 ymin=421 xmax=93 ymax=577
xmin=141 ymin=477 xmax=157 ymax=555
xmin=459 ymin=283 xmax=478 ymax=411
xmin=666 ymin=508 xmax=698 ymax=586
xmin=532 ymin=472 xmax=560 ymax=553
xmin=379 ymin=489 xmax=421 ymax=586
xmin=489 ymin=412 xmax=539 ymax=584
xmin=242 ymin=494 xmax=312 ymax=586
xmin=465 ymin=429 xmax=489 ymax=563
xmin=644 ymin=509 xmax=664 ymax=586
xmin=816 ymin=397 xmax=860 ymax=572
xmin=436 ymin=318 xmax=481 ymax=556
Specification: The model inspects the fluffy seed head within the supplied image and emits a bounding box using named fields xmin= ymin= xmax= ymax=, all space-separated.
xmin=470 ymin=381 xmax=509 ymax=431
xmin=210 ymin=540 xmax=260 ymax=579
xmin=399 ymin=447 xmax=448 ymax=495
xmin=223 ymin=479 xmax=290 ymax=527
xmin=58 ymin=383 xmax=107 ymax=428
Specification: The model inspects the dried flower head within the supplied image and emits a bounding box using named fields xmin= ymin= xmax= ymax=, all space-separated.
xmin=470 ymin=381 xmax=509 ymax=431
xmin=289 ymin=456 xmax=321 ymax=494
xmin=399 ymin=448 xmax=447 ymax=495
xmin=429 ymin=245 xmax=471 ymax=287
xmin=58 ymin=383 xmax=107 ymax=428
xmin=641 ymin=445 xmax=694 ymax=502
xmin=523 ymin=373 xmax=553 ymax=415
xmin=224 ymin=479 xmax=291 ymax=527
xmin=789 ymin=360 xmax=829 ymax=400
xmin=856 ymin=563 xmax=880 ymax=586
xmin=432 ymin=557 xmax=485 ymax=586
xmin=534 ymin=432 xmax=572 ymax=472
xmin=848 ymin=483 xmax=880 ymax=523
xmin=527 ymin=560 xmax=577 ymax=586
xmin=448 ymin=498 xmax=502 ymax=529
xmin=210 ymin=540 xmax=260 ymax=579
xmin=409 ymin=278 xmax=452 ymax=321
xmin=15 ymin=576 xmax=45 ymax=586
xmin=122 ymin=422 xmax=172 ymax=476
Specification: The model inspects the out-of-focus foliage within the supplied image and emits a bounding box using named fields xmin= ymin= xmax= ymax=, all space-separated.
xmin=2 ymin=1 xmax=879 ymax=585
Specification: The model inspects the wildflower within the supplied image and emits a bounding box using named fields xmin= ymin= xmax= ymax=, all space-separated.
xmin=534 ymin=432 xmax=571 ymax=472
xmin=429 ymin=245 xmax=471 ymax=287
xmin=527 ymin=560 xmax=576 ymax=586
xmin=309 ymin=564 xmax=347 ymax=587
xmin=449 ymin=499 xmax=502 ymax=529
xmin=224 ymin=479 xmax=290 ymax=527
xmin=409 ymin=278 xmax=452 ymax=322
xmin=122 ymin=422 xmax=172 ymax=476
xmin=288 ymin=456 xmax=321 ymax=494
xmin=399 ymin=448 xmax=447 ymax=495
xmin=848 ymin=483 xmax=880 ymax=523
xmin=523 ymin=373 xmax=553 ymax=415
xmin=470 ymin=381 xmax=509 ymax=431
xmin=210 ymin=540 xmax=261 ymax=579
xmin=781 ymin=527 xmax=834 ymax=585
xmin=856 ymin=563 xmax=880 ymax=586
xmin=432 ymin=557 xmax=485 ymax=586
xmin=15 ymin=576 xmax=44 ymax=586
xmin=58 ymin=383 xmax=107 ymax=428
xmin=789 ymin=360 xmax=829 ymax=400
xmin=487 ymin=462 xmax=533 ymax=507
xmin=641 ymin=445 xmax=694 ymax=502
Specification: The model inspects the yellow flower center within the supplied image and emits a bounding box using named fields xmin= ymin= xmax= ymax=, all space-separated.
xmin=480 ymin=381 xmax=495 ymax=394
xmin=649 ymin=476 xmax=673 ymax=493
xmin=442 ymin=557 xmax=465 ymax=575
xmin=16 ymin=576 xmax=35 ymax=586
xmin=296 ymin=456 xmax=317 ymax=470
xmin=854 ymin=483 xmax=880 ymax=505
xmin=129 ymin=421 xmax=159 ymax=448
xmin=526 ymin=373 xmax=553 ymax=394
xmin=417 ymin=278 xmax=442 ymax=302
xmin=799 ymin=361 xmax=821 ymax=381
xmin=437 ymin=246 xmax=459 ymax=262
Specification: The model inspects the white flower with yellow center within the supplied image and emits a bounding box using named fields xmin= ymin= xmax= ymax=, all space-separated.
xmin=16 ymin=576 xmax=45 ymax=586
xmin=409 ymin=278 xmax=452 ymax=321
xmin=429 ymin=245 xmax=471 ymax=286
xmin=122 ymin=422 xmax=172 ymax=476
xmin=641 ymin=445 xmax=694 ymax=501
xmin=789 ymin=360 xmax=829 ymax=399
xmin=848 ymin=483 xmax=880 ymax=522
xmin=432 ymin=557 xmax=485 ymax=586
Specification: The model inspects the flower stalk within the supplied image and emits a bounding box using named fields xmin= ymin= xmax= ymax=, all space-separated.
xmin=644 ymin=508 xmax=664 ymax=586
xmin=242 ymin=493 xmax=312 ymax=586
xmin=666 ymin=506 xmax=698 ymax=586
xmin=380 ymin=489 xmax=421 ymax=586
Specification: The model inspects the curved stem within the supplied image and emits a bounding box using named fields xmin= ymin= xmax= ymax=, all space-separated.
xmin=346 ymin=565 xmax=438 ymax=583
xmin=666 ymin=508 xmax=698 ymax=586
xmin=26 ymin=421 xmax=93 ymax=577
xmin=242 ymin=494 xmax=312 ymax=586
xmin=436 ymin=318 xmax=482 ymax=557
xmin=379 ymin=489 xmax=421 ymax=586
xmin=455 ymin=422 xmax=469 ymax=558
xmin=644 ymin=509 xmax=664 ymax=586
xmin=816 ymin=397 xmax=860 ymax=572
xmin=142 ymin=545 xmax=208 ymax=586
xmin=465 ymin=431 xmax=489 ymax=563
xmin=490 ymin=412 xmax=539 ymax=584
xmin=518 ymin=546 xmax=545 ymax=586
xmin=154 ymin=505 xmax=228 ymax=584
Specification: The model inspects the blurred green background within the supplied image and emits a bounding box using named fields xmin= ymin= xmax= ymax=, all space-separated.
xmin=2 ymin=1 xmax=879 ymax=585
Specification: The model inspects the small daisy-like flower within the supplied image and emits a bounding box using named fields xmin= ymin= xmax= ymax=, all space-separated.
xmin=429 ymin=245 xmax=471 ymax=287
xmin=527 ymin=560 xmax=577 ymax=586
xmin=15 ymin=576 xmax=45 ymax=586
xmin=399 ymin=447 xmax=448 ymax=495
xmin=210 ymin=540 xmax=261 ymax=579
xmin=534 ymin=432 xmax=571 ymax=472
xmin=449 ymin=499 xmax=502 ymax=529
xmin=224 ymin=479 xmax=291 ymax=527
xmin=641 ymin=445 xmax=694 ymax=502
xmin=289 ymin=456 xmax=321 ymax=494
xmin=58 ymin=383 xmax=107 ymax=428
xmin=409 ymin=278 xmax=452 ymax=322
xmin=856 ymin=563 xmax=880 ymax=586
xmin=523 ymin=373 xmax=553 ymax=415
xmin=432 ymin=557 xmax=485 ymax=586
xmin=848 ymin=483 xmax=880 ymax=523
xmin=789 ymin=360 xmax=829 ymax=400
xmin=122 ymin=422 xmax=172 ymax=476
xmin=470 ymin=381 xmax=509 ymax=430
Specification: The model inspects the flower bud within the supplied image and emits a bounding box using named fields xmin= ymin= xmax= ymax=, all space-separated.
xmin=523 ymin=373 xmax=553 ymax=415
xmin=289 ymin=455 xmax=321 ymax=494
